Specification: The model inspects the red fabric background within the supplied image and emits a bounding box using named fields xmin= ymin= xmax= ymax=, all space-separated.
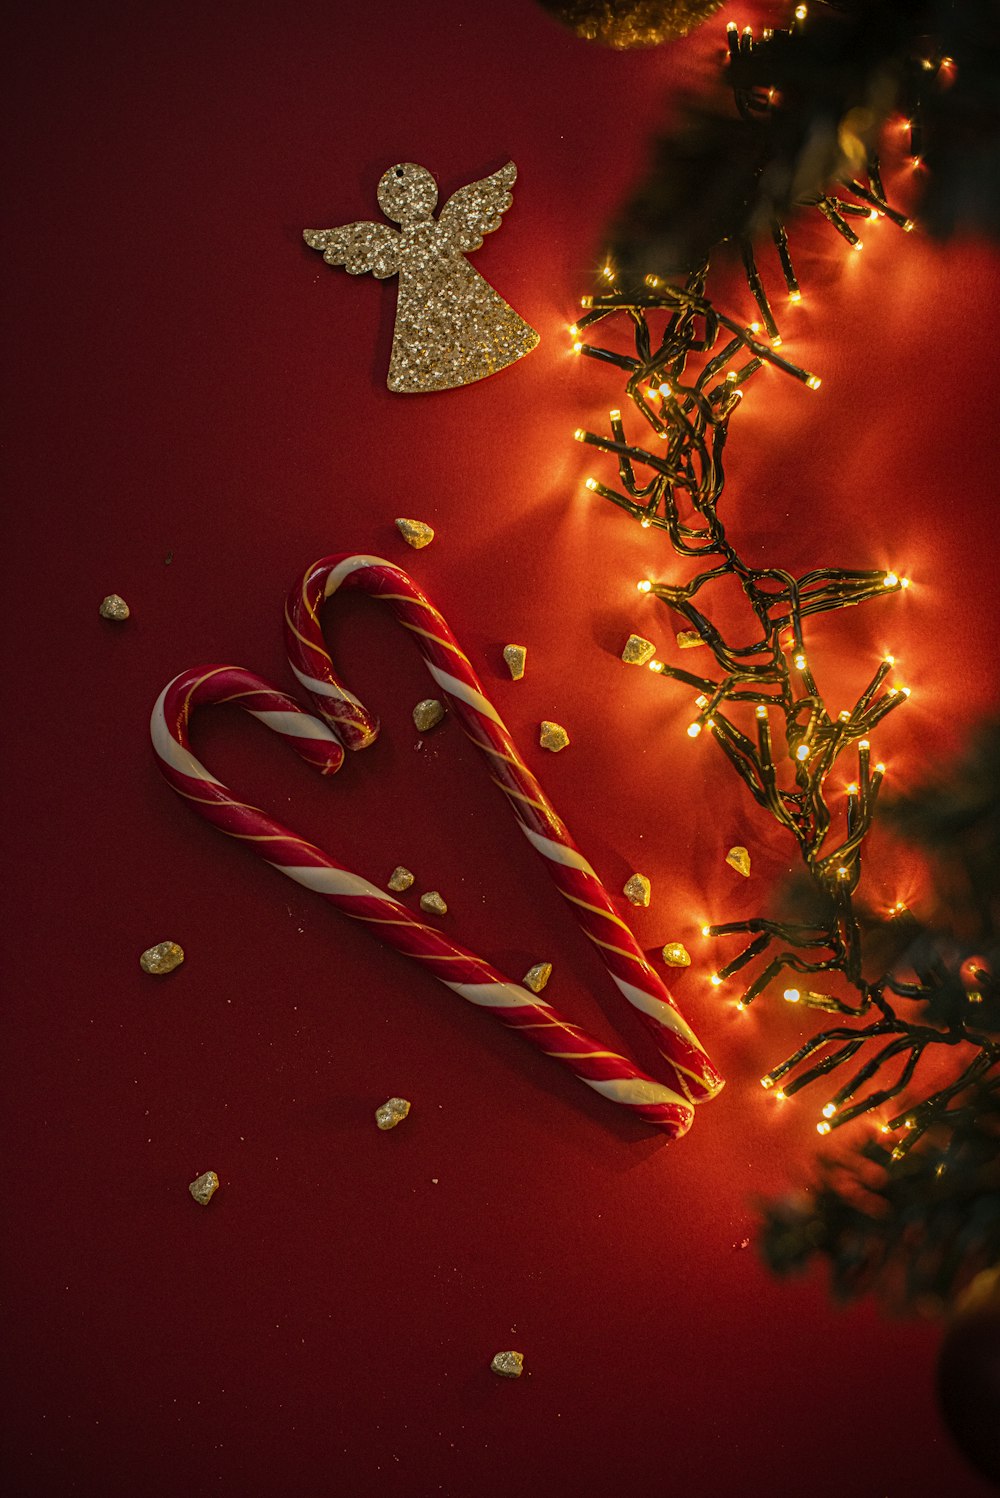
xmin=4 ymin=2 xmax=999 ymax=1494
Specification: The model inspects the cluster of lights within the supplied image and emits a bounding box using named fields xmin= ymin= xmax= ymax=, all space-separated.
xmin=718 ymin=10 xmax=916 ymax=345
xmin=564 ymin=10 xmax=1000 ymax=1151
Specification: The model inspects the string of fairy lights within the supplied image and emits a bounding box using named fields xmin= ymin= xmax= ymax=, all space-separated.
xmin=571 ymin=6 xmax=998 ymax=1156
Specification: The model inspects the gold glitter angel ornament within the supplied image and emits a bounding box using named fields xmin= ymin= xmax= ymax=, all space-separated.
xmin=304 ymin=162 xmax=539 ymax=393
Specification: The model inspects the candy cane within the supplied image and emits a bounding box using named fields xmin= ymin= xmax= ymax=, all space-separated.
xmin=284 ymin=553 xmax=723 ymax=1106
xmin=152 ymin=664 xmax=696 ymax=1135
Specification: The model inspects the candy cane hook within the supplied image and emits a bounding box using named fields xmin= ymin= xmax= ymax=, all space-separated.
xmin=284 ymin=553 xmax=723 ymax=1106
xmin=151 ymin=664 xmax=696 ymax=1135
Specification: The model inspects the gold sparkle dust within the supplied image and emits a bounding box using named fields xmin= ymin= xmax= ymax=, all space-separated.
xmin=661 ymin=942 xmax=691 ymax=968
xmin=413 ymin=698 xmax=445 ymax=732
xmin=375 ymin=1097 xmax=411 ymax=1130
xmin=189 ymin=1171 xmax=219 ymax=1206
xmin=140 ymin=941 xmax=185 ymax=975
xmin=621 ymin=634 xmax=656 ymax=665
xmin=395 ymin=518 xmax=435 ymax=549
xmin=522 ymin=962 xmax=553 ymax=994
xmin=624 ymin=873 xmax=651 ymax=906
xmin=503 ymin=644 xmax=527 ymax=680
xmin=539 ymin=721 xmax=570 ymax=752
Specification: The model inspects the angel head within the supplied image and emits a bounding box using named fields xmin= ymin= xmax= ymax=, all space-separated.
xmin=377 ymin=163 xmax=438 ymax=226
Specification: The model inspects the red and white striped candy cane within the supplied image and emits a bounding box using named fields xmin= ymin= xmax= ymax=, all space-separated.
xmin=284 ymin=553 xmax=723 ymax=1106
xmin=151 ymin=664 xmax=696 ymax=1135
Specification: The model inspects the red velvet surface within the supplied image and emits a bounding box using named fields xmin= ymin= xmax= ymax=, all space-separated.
xmin=4 ymin=3 xmax=999 ymax=1494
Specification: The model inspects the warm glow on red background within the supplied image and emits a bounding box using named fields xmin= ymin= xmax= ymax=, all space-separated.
xmin=4 ymin=2 xmax=999 ymax=1494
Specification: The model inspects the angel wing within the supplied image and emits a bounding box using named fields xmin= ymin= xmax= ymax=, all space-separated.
xmin=302 ymin=221 xmax=401 ymax=279
xmin=437 ymin=162 xmax=517 ymax=253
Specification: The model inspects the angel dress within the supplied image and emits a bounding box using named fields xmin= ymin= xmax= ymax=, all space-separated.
xmin=304 ymin=161 xmax=539 ymax=393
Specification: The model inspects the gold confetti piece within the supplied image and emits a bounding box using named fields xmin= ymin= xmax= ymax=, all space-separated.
xmin=420 ymin=891 xmax=448 ymax=916
xmin=676 ymin=630 xmax=705 ymax=649
xmin=99 ymin=594 xmax=130 ymax=621
xmin=624 ymin=873 xmax=651 ymax=906
xmin=621 ymin=633 xmax=656 ymax=665
xmin=413 ymin=698 xmax=445 ymax=732
xmin=375 ymin=1097 xmax=411 ymax=1130
xmin=726 ymin=846 xmax=751 ymax=877
xmin=490 ymin=1351 xmax=524 ymax=1378
xmin=522 ymin=962 xmax=552 ymax=994
xmin=387 ymin=866 xmax=415 ymax=893
xmin=188 ymin=1170 xmax=219 ymax=1206
xmin=304 ymin=161 xmax=538 ymax=393
xmin=503 ymin=644 xmax=527 ymax=680
xmin=539 ymin=721 xmax=569 ymax=752
xmin=139 ymin=941 xmax=185 ymax=975
xmin=662 ymin=942 xmax=691 ymax=968
xmin=395 ymin=518 xmax=434 ymax=549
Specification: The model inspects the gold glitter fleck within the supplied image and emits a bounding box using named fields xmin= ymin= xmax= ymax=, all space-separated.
xmin=503 ymin=644 xmax=527 ymax=680
xmin=140 ymin=941 xmax=185 ymax=975
xmin=662 ymin=942 xmax=692 ymax=968
xmin=413 ymin=698 xmax=445 ymax=732
xmin=539 ymin=721 xmax=569 ymax=752
xmin=387 ymin=866 xmax=415 ymax=893
xmin=375 ymin=1097 xmax=411 ymax=1130
xmin=189 ymin=1170 xmax=219 ymax=1206
xmin=490 ymin=1350 xmax=524 ymax=1378
xmin=522 ymin=962 xmax=552 ymax=994
xmin=676 ymin=630 xmax=705 ymax=649
xmin=420 ymin=891 xmax=448 ymax=916
xmin=304 ymin=162 xmax=538 ymax=393
xmin=726 ymin=846 xmax=751 ymax=877
xmin=621 ymin=634 xmax=656 ymax=665
xmin=624 ymin=873 xmax=651 ymax=906
xmin=99 ymin=594 xmax=130 ymax=621
xmin=395 ymin=518 xmax=434 ymax=549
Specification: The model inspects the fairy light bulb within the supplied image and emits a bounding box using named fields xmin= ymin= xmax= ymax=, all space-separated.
xmin=883 ymin=571 xmax=899 ymax=588
xmin=637 ymin=580 xmax=652 ymax=593
xmin=710 ymin=973 xmax=723 ymax=986
xmin=789 ymin=289 xmax=802 ymax=303
xmin=822 ymin=1103 xmax=836 ymax=1119
xmin=572 ymin=342 xmax=583 ymax=355
xmin=795 ymin=743 xmax=810 ymax=761
xmin=846 ymin=782 xmax=858 ymax=795
xmin=568 ymin=323 xmax=579 ymax=336
xmin=783 ymin=988 xmax=801 ymax=1003
xmin=806 ymin=375 xmax=822 ymax=390
xmin=817 ymin=1120 xmax=832 ymax=1135
xmin=574 ymin=428 xmax=586 ymax=441
xmin=852 ymin=239 xmax=864 ymax=252
xmin=793 ymin=653 xmax=806 ymax=670
xmin=687 ymin=722 xmax=702 ymax=738
xmin=760 ymin=1076 xmax=774 ymax=1089
xmin=584 ymin=477 xmax=598 ymax=491
xmin=648 ymin=659 xmax=664 ymax=673
xmin=701 ymin=925 xmax=711 ymax=937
